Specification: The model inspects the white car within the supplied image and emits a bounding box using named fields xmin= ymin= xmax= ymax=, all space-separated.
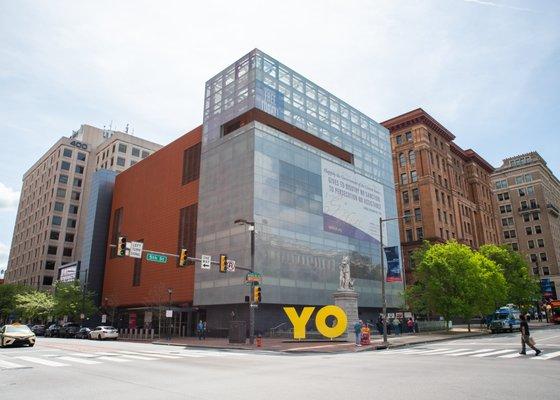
xmin=89 ymin=326 xmax=118 ymax=340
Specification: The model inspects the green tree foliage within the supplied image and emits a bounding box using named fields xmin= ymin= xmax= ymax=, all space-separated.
xmin=15 ymin=291 xmax=55 ymax=323
xmin=0 ymin=284 xmax=32 ymax=322
xmin=479 ymin=244 xmax=540 ymax=309
xmin=53 ymin=281 xmax=96 ymax=320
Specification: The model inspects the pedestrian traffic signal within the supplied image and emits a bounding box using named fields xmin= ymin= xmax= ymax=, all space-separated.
xmin=178 ymin=248 xmax=188 ymax=267
xmin=253 ymin=285 xmax=261 ymax=303
xmin=219 ymin=254 xmax=227 ymax=273
xmin=117 ymin=236 xmax=127 ymax=257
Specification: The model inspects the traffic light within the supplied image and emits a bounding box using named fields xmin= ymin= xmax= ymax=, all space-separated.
xmin=253 ymin=285 xmax=262 ymax=303
xmin=219 ymin=254 xmax=227 ymax=273
xmin=178 ymin=249 xmax=188 ymax=267
xmin=117 ymin=236 xmax=127 ymax=257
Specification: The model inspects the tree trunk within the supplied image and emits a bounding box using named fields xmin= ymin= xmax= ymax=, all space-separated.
xmin=468 ymin=322 xmax=471 ymax=332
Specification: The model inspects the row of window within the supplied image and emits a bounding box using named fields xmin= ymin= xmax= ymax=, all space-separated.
xmin=494 ymin=173 xmax=534 ymax=190
xmin=402 ymin=188 xmax=420 ymax=204
xmin=400 ymin=170 xmax=418 ymax=185
xmin=56 ymin=188 xmax=81 ymax=200
xmin=51 ymin=216 xmax=77 ymax=228
xmin=528 ymin=239 xmax=545 ymax=249
xmin=63 ymin=148 xmax=87 ymax=161
xmin=395 ymin=131 xmax=413 ymax=145
xmin=529 ymin=253 xmax=548 ymax=263
xmin=58 ymin=174 xmax=82 ymax=187
xmin=60 ymin=161 xmax=84 ymax=174
xmin=53 ymin=202 xmax=79 ymax=214
xmin=403 ymin=208 xmax=422 ymax=223
xmin=47 ymin=245 xmax=73 ymax=257
xmin=398 ymin=151 xmax=416 ymax=167
xmin=49 ymin=230 xmax=74 ymax=242
xmin=404 ymin=227 xmax=424 ymax=242
xmin=533 ymin=266 xmax=550 ymax=276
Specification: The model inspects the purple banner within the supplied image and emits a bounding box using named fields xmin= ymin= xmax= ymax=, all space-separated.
xmin=383 ymin=246 xmax=402 ymax=283
xmin=323 ymin=213 xmax=380 ymax=246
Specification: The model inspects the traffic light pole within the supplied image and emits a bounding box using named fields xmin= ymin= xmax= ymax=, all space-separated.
xmin=249 ymin=224 xmax=256 ymax=345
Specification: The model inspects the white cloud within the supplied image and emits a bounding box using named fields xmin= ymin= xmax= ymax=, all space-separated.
xmin=0 ymin=182 xmax=20 ymax=210
xmin=0 ymin=241 xmax=9 ymax=277
xmin=463 ymin=0 xmax=534 ymax=12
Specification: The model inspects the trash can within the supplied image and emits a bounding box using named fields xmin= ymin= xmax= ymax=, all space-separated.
xmin=229 ymin=320 xmax=247 ymax=343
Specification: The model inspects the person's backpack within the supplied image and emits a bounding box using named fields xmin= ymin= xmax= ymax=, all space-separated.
xmin=407 ymin=320 xmax=414 ymax=328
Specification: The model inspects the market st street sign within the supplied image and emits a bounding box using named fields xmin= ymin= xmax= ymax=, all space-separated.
xmin=146 ymin=252 xmax=168 ymax=264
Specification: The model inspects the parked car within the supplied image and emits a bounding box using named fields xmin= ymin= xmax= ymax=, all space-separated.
xmin=0 ymin=323 xmax=36 ymax=347
xmin=89 ymin=326 xmax=118 ymax=340
xmin=490 ymin=306 xmax=521 ymax=333
xmin=59 ymin=323 xmax=81 ymax=338
xmin=31 ymin=325 xmax=46 ymax=336
xmin=75 ymin=327 xmax=91 ymax=339
xmin=45 ymin=324 xmax=61 ymax=337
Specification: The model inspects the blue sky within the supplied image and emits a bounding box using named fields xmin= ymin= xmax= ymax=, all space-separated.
xmin=1 ymin=0 xmax=559 ymax=276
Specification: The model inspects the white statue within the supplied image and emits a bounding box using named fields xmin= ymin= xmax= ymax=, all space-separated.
xmin=339 ymin=255 xmax=354 ymax=290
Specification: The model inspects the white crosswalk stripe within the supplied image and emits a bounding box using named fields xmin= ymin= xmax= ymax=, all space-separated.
xmin=470 ymin=349 xmax=515 ymax=358
xmin=446 ymin=349 xmax=495 ymax=356
xmin=0 ymin=359 xmax=27 ymax=369
xmin=119 ymin=354 xmax=158 ymax=361
xmin=531 ymin=350 xmax=560 ymax=360
xmin=498 ymin=352 xmax=523 ymax=359
xmin=15 ymin=356 xmax=69 ymax=367
xmin=116 ymin=351 xmax=181 ymax=359
xmin=97 ymin=356 xmax=132 ymax=363
xmin=57 ymin=356 xmax=102 ymax=365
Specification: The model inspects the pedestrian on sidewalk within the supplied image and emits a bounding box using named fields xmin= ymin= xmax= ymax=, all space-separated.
xmin=376 ymin=315 xmax=383 ymax=336
xmin=519 ymin=314 xmax=541 ymax=356
xmin=407 ymin=318 xmax=414 ymax=334
xmin=202 ymin=321 xmax=207 ymax=340
xmin=197 ymin=320 xmax=204 ymax=340
xmin=393 ymin=318 xmax=401 ymax=336
xmin=354 ymin=320 xmax=363 ymax=346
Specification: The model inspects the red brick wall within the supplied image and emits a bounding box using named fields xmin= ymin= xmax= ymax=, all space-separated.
xmin=102 ymin=126 xmax=202 ymax=308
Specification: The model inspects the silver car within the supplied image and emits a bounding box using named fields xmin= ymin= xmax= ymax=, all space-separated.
xmin=89 ymin=326 xmax=118 ymax=340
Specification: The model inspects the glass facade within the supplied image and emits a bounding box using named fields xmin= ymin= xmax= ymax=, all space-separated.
xmin=195 ymin=49 xmax=401 ymax=312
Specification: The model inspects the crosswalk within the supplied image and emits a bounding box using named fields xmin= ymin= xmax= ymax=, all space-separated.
xmin=377 ymin=346 xmax=560 ymax=361
xmin=0 ymin=348 xmax=254 ymax=370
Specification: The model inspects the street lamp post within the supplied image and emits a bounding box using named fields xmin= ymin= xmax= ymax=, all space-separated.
xmin=234 ymin=218 xmax=256 ymax=345
xmin=167 ymin=288 xmax=173 ymax=341
xmin=379 ymin=215 xmax=405 ymax=345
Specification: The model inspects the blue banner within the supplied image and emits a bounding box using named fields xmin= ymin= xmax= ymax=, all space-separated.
xmin=383 ymin=246 xmax=402 ymax=282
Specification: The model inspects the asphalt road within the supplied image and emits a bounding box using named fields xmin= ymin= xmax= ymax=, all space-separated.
xmin=1 ymin=326 xmax=559 ymax=400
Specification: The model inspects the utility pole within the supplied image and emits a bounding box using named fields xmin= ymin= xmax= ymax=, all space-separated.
xmin=235 ymin=219 xmax=256 ymax=345
xmin=167 ymin=288 xmax=173 ymax=340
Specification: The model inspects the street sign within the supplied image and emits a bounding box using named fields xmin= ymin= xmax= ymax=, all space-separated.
xmin=129 ymin=241 xmax=144 ymax=259
xmin=80 ymin=313 xmax=85 ymax=320
xmin=226 ymin=259 xmax=236 ymax=272
xmin=245 ymin=272 xmax=262 ymax=284
xmin=201 ymin=254 xmax=211 ymax=270
xmin=101 ymin=314 xmax=107 ymax=323
xmin=165 ymin=310 xmax=173 ymax=318
xmin=146 ymin=252 xmax=168 ymax=263
xmin=387 ymin=312 xmax=395 ymax=318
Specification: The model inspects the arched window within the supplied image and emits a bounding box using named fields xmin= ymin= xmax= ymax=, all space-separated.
xmin=409 ymin=150 xmax=416 ymax=165
xmin=399 ymin=153 xmax=406 ymax=167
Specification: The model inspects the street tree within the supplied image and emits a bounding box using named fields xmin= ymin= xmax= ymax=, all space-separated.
xmin=479 ymin=244 xmax=540 ymax=309
xmin=53 ymin=281 xmax=96 ymax=321
xmin=15 ymin=290 xmax=55 ymax=323
xmin=0 ymin=284 xmax=32 ymax=323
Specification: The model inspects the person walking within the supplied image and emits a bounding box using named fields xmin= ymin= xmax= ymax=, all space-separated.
xmin=197 ymin=320 xmax=204 ymax=340
xmin=202 ymin=321 xmax=207 ymax=340
xmin=519 ymin=314 xmax=541 ymax=356
xmin=407 ymin=318 xmax=414 ymax=334
xmin=354 ymin=320 xmax=363 ymax=346
xmin=393 ymin=318 xmax=401 ymax=336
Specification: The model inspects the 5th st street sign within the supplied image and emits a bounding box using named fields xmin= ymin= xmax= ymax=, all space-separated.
xmin=146 ymin=252 xmax=168 ymax=264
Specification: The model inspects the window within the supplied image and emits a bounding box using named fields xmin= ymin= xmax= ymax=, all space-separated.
xmin=50 ymin=231 xmax=59 ymax=240
xmin=409 ymin=150 xmax=416 ymax=165
xmin=47 ymin=246 xmax=57 ymax=255
xmin=182 ymin=143 xmax=201 ymax=185
xmin=132 ymin=147 xmax=140 ymax=157
xmin=438 ymin=208 xmax=442 ymax=221
xmin=495 ymin=179 xmax=507 ymax=189
xmin=54 ymin=202 xmax=64 ymax=212
xmin=405 ymin=131 xmax=412 ymax=141
xmin=77 ymin=152 xmax=86 ymax=161
xmin=73 ymin=178 xmax=82 ymax=187
xmin=416 ymin=227 xmax=424 ymax=240
xmin=63 ymin=248 xmax=72 ymax=257
xmin=414 ymin=208 xmax=422 ymax=221
xmin=56 ymin=188 xmax=66 ymax=198
xmin=400 ymin=173 xmax=408 ymax=185
xmin=530 ymin=254 xmax=537 ymax=262
xmin=524 ymin=173 xmax=533 ymax=182
xmin=116 ymin=157 xmax=126 ymax=167
xmin=118 ymin=143 xmax=127 ymax=153
xmin=533 ymin=212 xmax=540 ymax=221
xmin=533 ymin=267 xmax=539 ymax=275
xmin=45 ymin=260 xmax=55 ymax=270
xmin=511 ymin=242 xmax=519 ymax=251
xmin=130 ymin=160 xmax=137 ymax=166
xmin=42 ymin=276 xmax=53 ymax=286
xmin=543 ymin=266 xmax=550 ymax=275
xmin=499 ymin=205 xmax=512 ymax=214
xmin=443 ymin=211 xmax=448 ymax=224
xmin=527 ymin=186 xmax=534 ymax=195
xmin=523 ymin=214 xmax=530 ymax=222
xmin=59 ymin=175 xmax=69 ymax=184
xmin=504 ymin=231 xmax=511 ymax=239
xmin=141 ymin=150 xmax=149 ymax=158
xmin=110 ymin=207 xmax=123 ymax=258
xmin=412 ymin=188 xmax=419 ymax=202
xmin=540 ymin=253 xmax=547 ymax=262
xmin=403 ymin=210 xmax=411 ymax=223
xmin=63 ymin=148 xmax=72 ymax=158
xmin=405 ymin=229 xmax=413 ymax=242
xmin=410 ymin=170 xmax=417 ymax=183
xmin=535 ymin=225 xmax=542 ymax=234
xmin=435 ymin=189 xmax=440 ymax=202
xmin=399 ymin=153 xmax=406 ymax=167
xmin=75 ymin=165 xmax=84 ymax=174
xmin=178 ymin=204 xmax=198 ymax=266
xmin=518 ymin=188 xmax=526 ymax=197
xmin=61 ymin=161 xmax=70 ymax=171
xmin=67 ymin=219 xmax=77 ymax=228
xmin=526 ymin=227 xmax=533 ymax=235
xmin=537 ymin=239 xmax=544 ymax=248
xmin=71 ymin=191 xmax=80 ymax=201
xmin=396 ymin=135 xmax=403 ymax=145
xmin=52 ymin=216 xmax=62 ymax=226
xmin=69 ymin=205 xmax=78 ymax=214
xmin=402 ymin=191 xmax=409 ymax=204
xmin=528 ymin=240 xmax=535 ymax=249
xmin=65 ymin=233 xmax=74 ymax=242
xmin=497 ymin=192 xmax=510 ymax=201
xmin=520 ymin=200 xmax=528 ymax=210
xmin=509 ymin=230 xmax=516 ymax=238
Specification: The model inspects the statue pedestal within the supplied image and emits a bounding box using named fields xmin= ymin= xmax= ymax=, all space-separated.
xmin=333 ymin=290 xmax=359 ymax=340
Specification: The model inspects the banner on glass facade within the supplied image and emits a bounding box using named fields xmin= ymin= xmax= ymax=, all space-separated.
xmin=383 ymin=246 xmax=402 ymax=282
xmin=255 ymin=80 xmax=284 ymax=118
xmin=321 ymin=159 xmax=385 ymax=243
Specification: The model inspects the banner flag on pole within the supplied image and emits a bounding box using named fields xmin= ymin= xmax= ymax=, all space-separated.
xmin=383 ymin=246 xmax=402 ymax=282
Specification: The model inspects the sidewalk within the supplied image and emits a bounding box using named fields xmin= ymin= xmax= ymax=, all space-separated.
xmin=147 ymin=321 xmax=555 ymax=354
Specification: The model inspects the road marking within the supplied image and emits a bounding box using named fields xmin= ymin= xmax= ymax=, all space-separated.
xmin=116 ymin=351 xmax=180 ymax=359
xmin=94 ymin=352 xmax=122 ymax=356
xmin=498 ymin=352 xmax=523 ymax=359
xmin=422 ymin=348 xmax=470 ymax=355
xmin=0 ymin=359 xmax=27 ymax=369
xmin=408 ymin=348 xmax=451 ymax=355
xmin=119 ymin=354 xmax=157 ymax=361
xmin=98 ymin=356 xmax=131 ymax=363
xmin=58 ymin=356 xmax=102 ymax=365
xmin=69 ymin=353 xmax=98 ymax=358
xmin=470 ymin=349 xmax=515 ymax=358
xmin=531 ymin=350 xmax=560 ymax=360
xmin=15 ymin=356 xmax=69 ymax=367
xmin=446 ymin=349 xmax=495 ymax=356
xmin=537 ymin=334 xmax=560 ymax=342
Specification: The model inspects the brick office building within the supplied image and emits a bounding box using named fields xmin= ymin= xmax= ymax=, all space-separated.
xmin=102 ymin=127 xmax=201 ymax=334
xmin=382 ymin=109 xmax=500 ymax=284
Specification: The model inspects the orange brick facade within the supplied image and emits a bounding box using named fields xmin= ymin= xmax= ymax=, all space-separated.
xmin=102 ymin=127 xmax=202 ymax=309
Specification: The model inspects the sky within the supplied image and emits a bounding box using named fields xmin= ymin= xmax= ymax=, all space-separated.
xmin=1 ymin=0 xmax=559 ymax=277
